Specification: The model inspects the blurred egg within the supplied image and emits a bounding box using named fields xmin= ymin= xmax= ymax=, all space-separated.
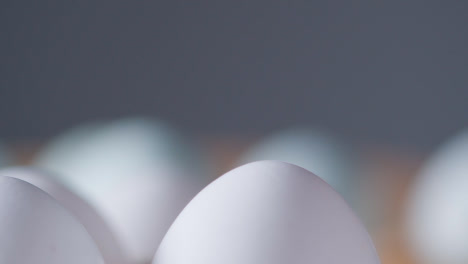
xmin=0 ymin=176 xmax=104 ymax=264
xmin=0 ymin=143 xmax=11 ymax=168
xmin=239 ymin=128 xmax=359 ymax=204
xmin=153 ymin=161 xmax=380 ymax=264
xmin=35 ymin=117 xmax=210 ymax=263
xmin=0 ymin=166 xmax=128 ymax=264
xmin=406 ymin=129 xmax=468 ymax=264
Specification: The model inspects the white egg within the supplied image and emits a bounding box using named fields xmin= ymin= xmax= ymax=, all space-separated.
xmin=0 ymin=176 xmax=104 ymax=264
xmin=0 ymin=143 xmax=11 ymax=168
xmin=35 ymin=117 xmax=210 ymax=263
xmin=239 ymin=128 xmax=359 ymax=204
xmin=153 ymin=161 xmax=380 ymax=264
xmin=0 ymin=166 xmax=128 ymax=264
xmin=406 ymin=129 xmax=468 ymax=264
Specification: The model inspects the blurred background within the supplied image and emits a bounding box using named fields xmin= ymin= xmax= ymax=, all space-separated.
xmin=1 ymin=1 xmax=468 ymax=264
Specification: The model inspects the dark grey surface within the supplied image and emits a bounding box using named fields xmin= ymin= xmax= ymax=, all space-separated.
xmin=1 ymin=1 xmax=467 ymax=150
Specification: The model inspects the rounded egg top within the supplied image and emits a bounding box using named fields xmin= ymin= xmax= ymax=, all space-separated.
xmin=0 ymin=176 xmax=104 ymax=264
xmin=154 ymin=161 xmax=380 ymax=264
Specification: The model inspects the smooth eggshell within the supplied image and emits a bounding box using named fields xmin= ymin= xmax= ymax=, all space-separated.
xmin=153 ymin=161 xmax=380 ymax=264
xmin=0 ymin=176 xmax=104 ymax=264
xmin=0 ymin=166 xmax=128 ymax=264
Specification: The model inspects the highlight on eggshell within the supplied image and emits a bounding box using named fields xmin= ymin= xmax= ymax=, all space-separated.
xmin=0 ymin=176 xmax=104 ymax=264
xmin=0 ymin=166 xmax=128 ymax=264
xmin=34 ymin=117 xmax=211 ymax=263
xmin=153 ymin=160 xmax=380 ymax=264
xmin=406 ymin=129 xmax=468 ymax=264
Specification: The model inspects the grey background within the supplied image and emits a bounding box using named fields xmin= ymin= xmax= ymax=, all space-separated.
xmin=1 ymin=1 xmax=467 ymax=151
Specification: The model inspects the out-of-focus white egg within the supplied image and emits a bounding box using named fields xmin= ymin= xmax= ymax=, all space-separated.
xmin=97 ymin=168 xmax=205 ymax=262
xmin=406 ymin=129 xmax=468 ymax=264
xmin=35 ymin=117 xmax=210 ymax=263
xmin=0 ymin=166 xmax=128 ymax=264
xmin=0 ymin=143 xmax=11 ymax=168
xmin=0 ymin=176 xmax=104 ymax=264
xmin=153 ymin=161 xmax=380 ymax=264
xmin=239 ymin=128 xmax=358 ymax=204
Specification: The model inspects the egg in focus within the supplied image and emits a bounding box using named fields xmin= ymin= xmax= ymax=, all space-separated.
xmin=0 ymin=166 xmax=128 ymax=264
xmin=153 ymin=161 xmax=380 ymax=264
xmin=0 ymin=176 xmax=104 ymax=264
